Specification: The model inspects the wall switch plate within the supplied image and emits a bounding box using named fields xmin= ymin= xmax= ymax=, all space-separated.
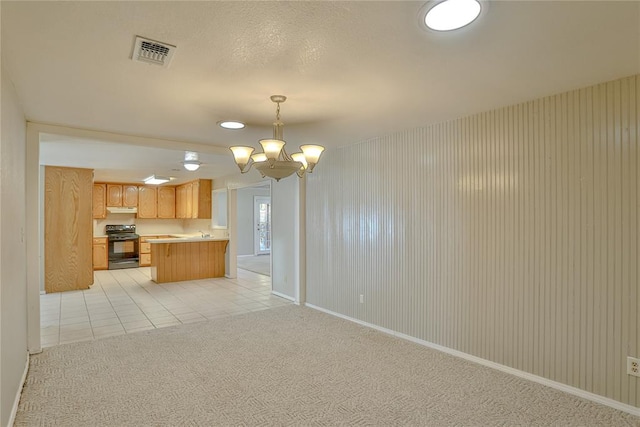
xmin=359 ymin=294 xmax=364 ymax=304
xmin=627 ymin=357 xmax=640 ymax=377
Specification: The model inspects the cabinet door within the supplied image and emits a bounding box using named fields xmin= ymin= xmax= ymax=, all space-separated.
xmin=92 ymin=238 xmax=108 ymax=270
xmin=92 ymin=183 xmax=107 ymax=219
xmin=184 ymin=182 xmax=193 ymax=218
xmin=191 ymin=181 xmax=200 ymax=219
xmin=157 ymin=187 xmax=176 ymax=218
xmin=106 ymin=184 xmax=123 ymax=206
xmin=195 ymin=179 xmax=212 ymax=219
xmin=122 ymin=185 xmax=139 ymax=207
xmin=176 ymin=184 xmax=187 ymax=219
xmin=138 ymin=186 xmax=157 ymax=218
xmin=140 ymin=253 xmax=151 ymax=266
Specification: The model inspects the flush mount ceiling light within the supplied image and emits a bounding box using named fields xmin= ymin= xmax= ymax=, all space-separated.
xmin=218 ymin=121 xmax=245 ymax=130
xmin=143 ymin=175 xmax=171 ymax=185
xmin=183 ymin=151 xmax=201 ymax=171
xmin=424 ymin=0 xmax=482 ymax=31
xmin=230 ymin=95 xmax=325 ymax=182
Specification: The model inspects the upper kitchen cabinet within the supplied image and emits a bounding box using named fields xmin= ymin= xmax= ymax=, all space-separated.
xmin=93 ymin=183 xmax=107 ymax=219
xmin=157 ymin=187 xmax=176 ymax=219
xmin=106 ymin=184 xmax=122 ymax=206
xmin=123 ymin=185 xmax=139 ymax=207
xmin=176 ymin=179 xmax=212 ymax=219
xmin=138 ymin=186 xmax=158 ymax=218
xmin=176 ymin=184 xmax=187 ymax=219
xmin=194 ymin=179 xmax=212 ymax=219
xmin=106 ymin=184 xmax=138 ymax=207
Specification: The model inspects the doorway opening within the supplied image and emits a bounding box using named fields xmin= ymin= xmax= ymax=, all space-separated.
xmin=236 ymin=184 xmax=271 ymax=277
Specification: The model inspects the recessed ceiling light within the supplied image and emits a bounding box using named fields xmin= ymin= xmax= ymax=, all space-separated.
xmin=218 ymin=121 xmax=245 ymax=130
xmin=424 ymin=0 xmax=482 ymax=31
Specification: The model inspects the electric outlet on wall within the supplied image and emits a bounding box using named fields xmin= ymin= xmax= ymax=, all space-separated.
xmin=359 ymin=294 xmax=364 ymax=304
xmin=627 ymin=356 xmax=640 ymax=377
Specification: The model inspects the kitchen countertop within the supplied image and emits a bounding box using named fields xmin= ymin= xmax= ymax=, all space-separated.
xmin=149 ymin=236 xmax=229 ymax=243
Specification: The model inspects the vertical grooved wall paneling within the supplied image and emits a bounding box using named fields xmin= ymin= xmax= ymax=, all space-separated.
xmin=306 ymin=75 xmax=640 ymax=407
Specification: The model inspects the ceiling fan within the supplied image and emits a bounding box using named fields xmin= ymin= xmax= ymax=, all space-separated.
xmin=182 ymin=151 xmax=202 ymax=171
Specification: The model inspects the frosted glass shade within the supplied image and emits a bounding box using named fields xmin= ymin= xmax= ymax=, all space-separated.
xmin=230 ymin=146 xmax=255 ymax=169
xmin=251 ymin=153 xmax=267 ymax=163
xmin=300 ymin=145 xmax=325 ymax=172
xmin=183 ymin=162 xmax=200 ymax=171
xmin=291 ymin=152 xmax=308 ymax=170
xmin=259 ymin=139 xmax=285 ymax=160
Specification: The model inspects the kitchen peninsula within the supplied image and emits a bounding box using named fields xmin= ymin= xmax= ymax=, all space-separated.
xmin=149 ymin=237 xmax=229 ymax=283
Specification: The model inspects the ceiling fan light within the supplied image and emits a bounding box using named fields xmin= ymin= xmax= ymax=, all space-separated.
xmin=183 ymin=161 xmax=200 ymax=171
xmin=424 ymin=0 xmax=481 ymax=31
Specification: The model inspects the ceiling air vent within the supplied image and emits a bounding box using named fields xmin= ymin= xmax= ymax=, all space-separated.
xmin=131 ymin=36 xmax=176 ymax=68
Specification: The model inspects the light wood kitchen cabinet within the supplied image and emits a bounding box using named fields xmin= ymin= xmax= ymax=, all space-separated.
xmin=106 ymin=183 xmax=138 ymax=207
xmin=139 ymin=236 xmax=154 ymax=266
xmin=151 ymin=239 xmax=228 ymax=283
xmin=139 ymin=235 xmax=171 ymax=266
xmin=175 ymin=179 xmax=212 ymax=219
xmin=176 ymin=185 xmax=187 ymax=219
xmin=138 ymin=186 xmax=158 ymax=218
xmin=93 ymin=183 xmax=107 ymax=219
xmin=45 ymin=166 xmax=94 ymax=292
xmin=107 ymin=184 xmax=123 ymax=206
xmin=192 ymin=179 xmax=211 ymax=219
xmin=92 ymin=237 xmax=108 ymax=270
xmin=157 ymin=187 xmax=176 ymax=219
xmin=184 ymin=182 xmax=193 ymax=218
xmin=123 ymin=185 xmax=139 ymax=207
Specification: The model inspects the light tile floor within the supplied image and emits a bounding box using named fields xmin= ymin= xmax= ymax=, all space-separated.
xmin=40 ymin=267 xmax=292 ymax=348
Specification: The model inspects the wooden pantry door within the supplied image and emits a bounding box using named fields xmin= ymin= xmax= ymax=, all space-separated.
xmin=44 ymin=166 xmax=94 ymax=293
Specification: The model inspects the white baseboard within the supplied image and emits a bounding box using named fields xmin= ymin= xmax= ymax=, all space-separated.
xmin=305 ymin=303 xmax=640 ymax=418
xmin=271 ymin=290 xmax=295 ymax=302
xmin=8 ymin=353 xmax=29 ymax=427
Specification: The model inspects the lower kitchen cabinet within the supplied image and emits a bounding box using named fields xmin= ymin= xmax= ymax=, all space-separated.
xmin=139 ymin=237 xmax=153 ymax=266
xmin=139 ymin=235 xmax=171 ymax=266
xmin=92 ymin=237 xmax=108 ymax=270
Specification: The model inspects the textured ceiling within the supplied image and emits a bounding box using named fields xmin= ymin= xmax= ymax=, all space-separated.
xmin=2 ymin=1 xmax=639 ymax=180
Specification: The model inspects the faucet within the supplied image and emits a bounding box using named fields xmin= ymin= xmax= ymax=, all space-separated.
xmin=198 ymin=230 xmax=210 ymax=238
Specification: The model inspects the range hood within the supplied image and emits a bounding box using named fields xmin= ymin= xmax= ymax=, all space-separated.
xmin=107 ymin=206 xmax=138 ymax=214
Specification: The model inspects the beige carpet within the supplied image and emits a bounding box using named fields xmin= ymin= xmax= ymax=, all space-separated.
xmin=16 ymin=306 xmax=639 ymax=426
xmin=237 ymin=254 xmax=270 ymax=276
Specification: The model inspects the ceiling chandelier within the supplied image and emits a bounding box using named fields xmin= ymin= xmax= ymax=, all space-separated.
xmin=230 ymin=95 xmax=325 ymax=181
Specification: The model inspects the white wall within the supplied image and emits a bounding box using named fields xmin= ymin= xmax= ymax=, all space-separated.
xmin=306 ymin=75 xmax=640 ymax=408
xmin=1 ymin=66 xmax=28 ymax=426
xmin=236 ymin=186 xmax=270 ymax=255
xmin=271 ymin=177 xmax=302 ymax=300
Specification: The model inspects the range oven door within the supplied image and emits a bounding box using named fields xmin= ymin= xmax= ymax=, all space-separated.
xmin=108 ymin=237 xmax=140 ymax=269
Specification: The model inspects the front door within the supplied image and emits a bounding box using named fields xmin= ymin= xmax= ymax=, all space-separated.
xmin=254 ymin=196 xmax=271 ymax=255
